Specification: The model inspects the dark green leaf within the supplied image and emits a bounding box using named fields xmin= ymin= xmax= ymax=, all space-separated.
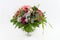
xmin=31 ymin=21 xmax=40 ymax=28
xmin=10 ymin=18 xmax=17 ymax=25
xmin=16 ymin=22 xmax=23 ymax=28
xmin=24 ymin=23 xmax=33 ymax=33
xmin=32 ymin=6 xmax=38 ymax=11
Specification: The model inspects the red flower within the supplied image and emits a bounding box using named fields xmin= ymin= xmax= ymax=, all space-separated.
xmin=22 ymin=6 xmax=31 ymax=13
xmin=36 ymin=9 xmax=43 ymax=16
xmin=22 ymin=6 xmax=28 ymax=13
xmin=21 ymin=17 xmax=26 ymax=24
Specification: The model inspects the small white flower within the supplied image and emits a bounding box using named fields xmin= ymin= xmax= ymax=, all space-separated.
xmin=28 ymin=17 xmax=30 ymax=20
xmin=27 ymin=11 xmax=31 ymax=14
xmin=25 ymin=17 xmax=30 ymax=23
xmin=17 ymin=17 xmax=21 ymax=22
xmin=24 ymin=13 xmax=30 ymax=19
xmin=29 ymin=8 xmax=33 ymax=12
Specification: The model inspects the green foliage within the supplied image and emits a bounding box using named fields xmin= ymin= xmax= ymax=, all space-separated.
xmin=31 ymin=21 xmax=40 ymax=28
xmin=10 ymin=18 xmax=41 ymax=33
xmin=11 ymin=18 xmax=23 ymax=28
xmin=32 ymin=6 xmax=38 ymax=11
xmin=39 ymin=12 xmax=47 ymax=30
xmin=40 ymin=12 xmax=47 ymax=23
xmin=10 ymin=18 xmax=17 ymax=25
xmin=16 ymin=22 xmax=23 ymax=28
xmin=41 ymin=21 xmax=44 ymax=30
xmin=23 ymin=23 xmax=33 ymax=33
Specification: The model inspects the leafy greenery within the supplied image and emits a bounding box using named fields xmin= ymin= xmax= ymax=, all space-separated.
xmin=10 ymin=18 xmax=17 ymax=25
xmin=11 ymin=18 xmax=23 ymax=28
xmin=10 ymin=18 xmax=41 ymax=33
xmin=31 ymin=21 xmax=40 ymax=28
xmin=32 ymin=6 xmax=38 ymax=11
xmin=16 ymin=22 xmax=23 ymax=28
xmin=23 ymin=23 xmax=33 ymax=33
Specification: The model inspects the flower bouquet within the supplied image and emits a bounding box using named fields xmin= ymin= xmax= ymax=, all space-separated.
xmin=11 ymin=5 xmax=47 ymax=33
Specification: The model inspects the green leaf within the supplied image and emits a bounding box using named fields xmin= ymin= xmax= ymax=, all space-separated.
xmin=32 ymin=6 xmax=38 ymax=11
xmin=40 ymin=15 xmax=47 ymax=23
xmin=38 ymin=21 xmax=41 ymax=24
xmin=31 ymin=21 xmax=40 ymax=28
xmin=24 ymin=23 xmax=33 ymax=33
xmin=10 ymin=18 xmax=15 ymax=22
xmin=13 ymin=21 xmax=17 ymax=25
xmin=42 ymin=23 xmax=44 ymax=30
xmin=41 ymin=20 xmax=45 ymax=30
xmin=10 ymin=18 xmax=17 ymax=25
xmin=16 ymin=22 xmax=23 ymax=28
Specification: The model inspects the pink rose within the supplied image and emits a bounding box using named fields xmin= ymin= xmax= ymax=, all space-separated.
xmin=22 ymin=5 xmax=32 ymax=13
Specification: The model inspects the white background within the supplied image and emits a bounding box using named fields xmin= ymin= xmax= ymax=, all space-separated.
xmin=0 ymin=0 xmax=60 ymax=40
